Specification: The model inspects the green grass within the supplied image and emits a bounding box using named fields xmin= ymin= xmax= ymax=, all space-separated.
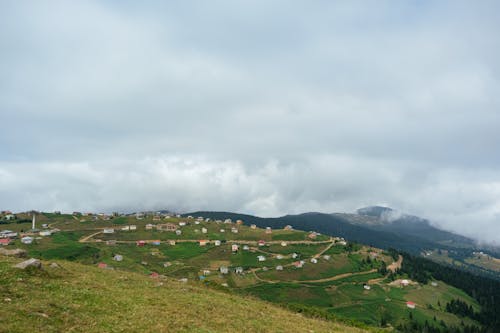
xmin=0 ymin=256 xmax=370 ymax=333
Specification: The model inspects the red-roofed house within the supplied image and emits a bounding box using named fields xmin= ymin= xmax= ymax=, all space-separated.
xmin=150 ymin=272 xmax=159 ymax=278
xmin=0 ymin=238 xmax=10 ymax=246
xmin=136 ymin=240 xmax=146 ymax=247
xmin=97 ymin=262 xmax=107 ymax=269
xmin=406 ymin=301 xmax=416 ymax=309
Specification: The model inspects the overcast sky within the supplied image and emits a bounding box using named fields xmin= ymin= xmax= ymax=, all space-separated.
xmin=1 ymin=1 xmax=500 ymax=243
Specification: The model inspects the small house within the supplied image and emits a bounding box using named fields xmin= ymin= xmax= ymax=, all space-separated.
xmin=235 ymin=267 xmax=244 ymax=274
xmin=150 ymin=272 xmax=159 ymax=278
xmin=258 ymin=240 xmax=266 ymax=247
xmin=42 ymin=224 xmax=49 ymax=229
xmin=113 ymin=254 xmax=123 ymax=262
xmin=250 ymin=224 xmax=257 ymax=229
xmin=236 ymin=220 xmax=243 ymax=225
xmin=308 ymin=232 xmax=317 ymax=239
xmin=276 ymin=255 xmax=284 ymax=260
xmin=106 ymin=240 xmax=116 ymax=246
xmin=224 ymin=219 xmax=232 ymax=224
xmin=163 ymin=262 xmax=172 ymax=267
xmin=219 ymin=266 xmax=229 ymax=274
xmin=431 ymin=282 xmax=438 ymax=287
xmin=129 ymin=225 xmax=137 ymax=230
xmin=179 ymin=222 xmax=186 ymax=226
xmin=0 ymin=238 xmax=10 ymax=246
xmin=406 ymin=301 xmax=416 ymax=309
xmin=39 ymin=230 xmax=51 ymax=236
xmin=103 ymin=228 xmax=114 ymax=234
xmin=220 ymin=229 xmax=225 ymax=233
xmin=201 ymin=227 xmax=208 ymax=234
xmin=243 ymin=245 xmax=250 ymax=251
xmin=280 ymin=241 xmax=287 ymax=247
xmin=187 ymin=216 xmax=193 ymax=219
xmin=121 ymin=226 xmax=130 ymax=231
xmin=265 ymin=227 xmax=272 ymax=234
xmin=199 ymin=240 xmax=208 ymax=246
xmin=152 ymin=215 xmax=161 ymax=221
xmin=363 ymin=284 xmax=371 ymax=290
xmin=293 ymin=261 xmax=303 ymax=268
xmin=157 ymin=223 xmax=177 ymax=232
xmin=97 ymin=262 xmax=108 ymax=269
xmin=151 ymin=240 xmax=161 ymax=246
xmin=214 ymin=240 xmax=221 ymax=246
xmin=175 ymin=230 xmax=182 ymax=235
xmin=401 ymin=279 xmax=410 ymax=287
xmin=169 ymin=240 xmax=176 ymax=246
xmin=310 ymin=258 xmax=318 ymax=264
xmin=195 ymin=221 xmax=200 ymax=225
xmin=231 ymin=244 xmax=239 ymax=252
xmin=231 ymin=227 xmax=238 ymax=234
xmin=257 ymin=255 xmax=266 ymax=262
xmin=21 ymin=236 xmax=33 ymax=244
xmin=276 ymin=265 xmax=283 ymax=271
xmin=136 ymin=240 xmax=146 ymax=247
xmin=291 ymin=253 xmax=298 ymax=259
xmin=202 ymin=269 xmax=211 ymax=275
xmin=284 ymin=225 xmax=293 ymax=230
xmin=323 ymin=255 xmax=331 ymax=260
xmin=145 ymin=224 xmax=154 ymax=230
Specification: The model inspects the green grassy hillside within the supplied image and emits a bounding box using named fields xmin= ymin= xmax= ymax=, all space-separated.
xmin=0 ymin=256 xmax=370 ymax=333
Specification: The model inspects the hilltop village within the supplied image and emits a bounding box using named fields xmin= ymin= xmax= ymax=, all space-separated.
xmin=0 ymin=211 xmax=483 ymax=330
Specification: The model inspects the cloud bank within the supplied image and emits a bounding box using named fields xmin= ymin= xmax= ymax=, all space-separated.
xmin=1 ymin=1 xmax=500 ymax=243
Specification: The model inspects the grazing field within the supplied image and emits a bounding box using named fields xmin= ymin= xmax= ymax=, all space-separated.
xmin=0 ymin=256 xmax=371 ymax=333
xmin=0 ymin=213 xmax=483 ymax=331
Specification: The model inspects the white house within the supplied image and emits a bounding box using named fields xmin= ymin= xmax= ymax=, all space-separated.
xmin=292 ymin=253 xmax=298 ymax=259
xmin=250 ymin=224 xmax=257 ymax=229
xmin=214 ymin=240 xmax=221 ymax=246
xmin=179 ymin=222 xmax=186 ymax=226
xmin=39 ymin=230 xmax=51 ymax=237
xmin=257 ymin=255 xmax=266 ymax=262
xmin=235 ymin=267 xmax=244 ymax=274
xmin=121 ymin=226 xmax=130 ymax=231
xmin=129 ymin=225 xmax=137 ymax=230
xmin=363 ymin=284 xmax=371 ymax=290
xmin=231 ymin=244 xmax=239 ymax=252
xmin=431 ymin=282 xmax=438 ymax=287
xmin=243 ymin=245 xmax=250 ymax=251
xmin=113 ymin=254 xmax=123 ymax=262
xmin=401 ymin=279 xmax=410 ymax=287
xmin=323 ymin=255 xmax=331 ymax=260
xmin=145 ymin=224 xmax=154 ymax=230
xmin=219 ymin=266 xmax=229 ymax=274
xmin=310 ymin=258 xmax=318 ymax=264
xmin=231 ymin=227 xmax=238 ymax=234
xmin=201 ymin=227 xmax=208 ymax=234
xmin=220 ymin=229 xmax=225 ymax=233
xmin=175 ymin=230 xmax=182 ymax=235
xmin=224 ymin=219 xmax=232 ymax=224
xmin=281 ymin=241 xmax=288 ymax=247
xmin=21 ymin=236 xmax=33 ymax=244
xmin=276 ymin=265 xmax=284 ymax=271
xmin=103 ymin=228 xmax=114 ymax=234
xmin=276 ymin=255 xmax=284 ymax=260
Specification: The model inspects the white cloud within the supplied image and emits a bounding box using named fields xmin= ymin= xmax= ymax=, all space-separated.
xmin=1 ymin=1 xmax=500 ymax=243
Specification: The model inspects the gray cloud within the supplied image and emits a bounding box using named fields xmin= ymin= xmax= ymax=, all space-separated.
xmin=1 ymin=1 xmax=500 ymax=243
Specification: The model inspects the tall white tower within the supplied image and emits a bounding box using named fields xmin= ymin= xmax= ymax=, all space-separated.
xmin=32 ymin=212 xmax=36 ymax=230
